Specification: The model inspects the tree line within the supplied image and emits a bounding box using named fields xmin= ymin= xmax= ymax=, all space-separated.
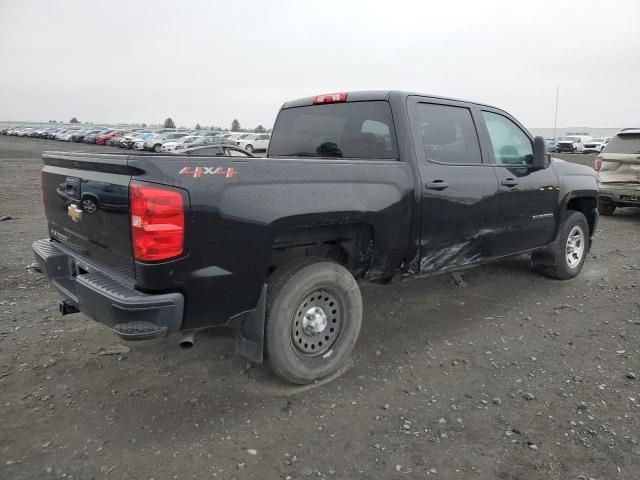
xmin=63 ymin=117 xmax=270 ymax=133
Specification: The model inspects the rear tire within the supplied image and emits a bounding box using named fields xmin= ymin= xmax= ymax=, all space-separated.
xmin=154 ymin=144 xmax=162 ymax=153
xmin=598 ymin=202 xmax=616 ymax=216
xmin=532 ymin=211 xmax=589 ymax=280
xmin=265 ymin=258 xmax=362 ymax=384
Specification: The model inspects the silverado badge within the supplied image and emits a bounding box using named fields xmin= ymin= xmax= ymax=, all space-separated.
xmin=68 ymin=204 xmax=82 ymax=223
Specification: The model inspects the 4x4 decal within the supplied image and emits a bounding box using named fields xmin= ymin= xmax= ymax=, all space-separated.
xmin=179 ymin=166 xmax=237 ymax=178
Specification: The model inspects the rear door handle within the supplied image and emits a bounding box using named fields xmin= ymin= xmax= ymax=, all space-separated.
xmin=501 ymin=178 xmax=518 ymax=187
xmin=425 ymin=180 xmax=450 ymax=191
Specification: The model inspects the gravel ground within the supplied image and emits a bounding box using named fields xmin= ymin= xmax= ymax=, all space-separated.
xmin=1 ymin=136 xmax=639 ymax=480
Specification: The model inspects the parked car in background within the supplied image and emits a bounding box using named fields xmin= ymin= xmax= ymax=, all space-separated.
xmin=233 ymin=133 xmax=253 ymax=143
xmin=237 ymin=133 xmax=270 ymax=152
xmin=546 ymin=139 xmax=557 ymax=153
xmin=96 ymin=130 xmax=126 ymax=145
xmin=57 ymin=130 xmax=78 ymax=142
xmin=123 ymin=131 xmax=153 ymax=149
xmin=175 ymin=144 xmax=254 ymax=156
xmin=107 ymin=130 xmax=139 ymax=146
xmin=18 ymin=128 xmax=36 ymax=137
xmin=556 ymin=135 xmax=591 ymax=153
xmin=595 ymin=128 xmax=640 ymax=215
xmin=71 ymin=129 xmax=98 ymax=143
xmin=143 ymin=132 xmax=189 ymax=152
xmin=172 ymin=135 xmax=225 ymax=152
xmin=45 ymin=129 xmax=64 ymax=139
xmin=583 ymin=137 xmax=610 ymax=153
xmin=83 ymin=130 xmax=113 ymax=144
xmin=38 ymin=128 xmax=59 ymax=139
xmin=160 ymin=135 xmax=200 ymax=152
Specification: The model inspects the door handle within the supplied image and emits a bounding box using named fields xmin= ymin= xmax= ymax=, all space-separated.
xmin=425 ymin=180 xmax=450 ymax=191
xmin=501 ymin=178 xmax=518 ymax=187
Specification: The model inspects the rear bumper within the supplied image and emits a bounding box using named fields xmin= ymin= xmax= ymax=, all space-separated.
xmin=599 ymin=185 xmax=640 ymax=206
xmin=32 ymin=239 xmax=184 ymax=340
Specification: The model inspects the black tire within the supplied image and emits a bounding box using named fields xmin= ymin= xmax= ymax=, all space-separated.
xmin=532 ymin=211 xmax=589 ymax=280
xmin=598 ymin=202 xmax=616 ymax=216
xmin=245 ymin=144 xmax=254 ymax=153
xmin=265 ymin=258 xmax=362 ymax=384
xmin=154 ymin=144 xmax=162 ymax=153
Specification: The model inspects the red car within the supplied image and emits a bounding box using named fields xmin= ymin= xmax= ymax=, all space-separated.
xmin=96 ymin=130 xmax=125 ymax=145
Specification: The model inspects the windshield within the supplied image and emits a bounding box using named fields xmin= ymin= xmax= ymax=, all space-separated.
xmin=591 ymin=138 xmax=604 ymax=142
xmin=604 ymin=134 xmax=640 ymax=154
xmin=269 ymin=101 xmax=398 ymax=159
xmin=558 ymin=136 xmax=579 ymax=142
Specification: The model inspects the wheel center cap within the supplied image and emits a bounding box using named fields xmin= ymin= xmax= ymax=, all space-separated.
xmin=302 ymin=307 xmax=328 ymax=335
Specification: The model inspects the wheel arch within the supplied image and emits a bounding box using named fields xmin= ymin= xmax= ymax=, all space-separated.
xmin=566 ymin=195 xmax=597 ymax=234
xmin=269 ymin=223 xmax=376 ymax=280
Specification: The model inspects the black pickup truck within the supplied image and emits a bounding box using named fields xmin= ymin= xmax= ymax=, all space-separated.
xmin=33 ymin=91 xmax=599 ymax=384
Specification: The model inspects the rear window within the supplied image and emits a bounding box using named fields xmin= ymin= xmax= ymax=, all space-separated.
xmin=269 ymin=101 xmax=398 ymax=159
xmin=604 ymin=134 xmax=640 ymax=154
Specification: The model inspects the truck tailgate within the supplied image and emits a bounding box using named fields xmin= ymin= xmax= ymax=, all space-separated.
xmin=41 ymin=152 xmax=136 ymax=278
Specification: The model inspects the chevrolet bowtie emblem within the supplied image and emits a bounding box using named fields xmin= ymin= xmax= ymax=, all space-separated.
xmin=68 ymin=204 xmax=83 ymax=223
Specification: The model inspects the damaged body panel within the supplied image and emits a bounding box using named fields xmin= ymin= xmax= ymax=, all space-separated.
xmin=598 ymin=129 xmax=640 ymax=211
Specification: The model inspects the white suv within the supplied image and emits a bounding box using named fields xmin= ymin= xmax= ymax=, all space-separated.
xmin=237 ymin=133 xmax=270 ymax=152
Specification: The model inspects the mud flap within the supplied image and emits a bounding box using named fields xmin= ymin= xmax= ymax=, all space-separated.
xmin=234 ymin=284 xmax=266 ymax=363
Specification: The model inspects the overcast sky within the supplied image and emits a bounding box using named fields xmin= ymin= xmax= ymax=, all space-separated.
xmin=0 ymin=0 xmax=638 ymax=129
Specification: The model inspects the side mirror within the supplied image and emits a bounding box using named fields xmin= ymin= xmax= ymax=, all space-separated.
xmin=532 ymin=136 xmax=549 ymax=169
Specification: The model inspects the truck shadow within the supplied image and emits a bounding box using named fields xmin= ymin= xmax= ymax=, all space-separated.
xmin=33 ymin=250 xmax=598 ymax=452
xmin=187 ymin=254 xmax=550 ymax=395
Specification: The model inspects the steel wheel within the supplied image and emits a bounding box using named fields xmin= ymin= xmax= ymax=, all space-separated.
xmin=291 ymin=288 xmax=344 ymax=357
xmin=265 ymin=259 xmax=363 ymax=384
xmin=565 ymin=225 xmax=585 ymax=269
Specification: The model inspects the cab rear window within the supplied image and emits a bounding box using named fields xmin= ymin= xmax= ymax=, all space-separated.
xmin=269 ymin=101 xmax=398 ymax=159
xmin=604 ymin=134 xmax=640 ymax=154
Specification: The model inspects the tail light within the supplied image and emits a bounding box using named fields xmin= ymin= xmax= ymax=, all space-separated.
xmin=130 ymin=182 xmax=185 ymax=261
xmin=594 ymin=154 xmax=603 ymax=172
xmin=313 ymin=92 xmax=347 ymax=104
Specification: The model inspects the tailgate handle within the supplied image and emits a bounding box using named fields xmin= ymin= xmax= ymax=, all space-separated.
xmin=425 ymin=180 xmax=450 ymax=191
xmin=501 ymin=178 xmax=518 ymax=188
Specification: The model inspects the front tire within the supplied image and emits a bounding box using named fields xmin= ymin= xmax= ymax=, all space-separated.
xmin=245 ymin=144 xmax=254 ymax=153
xmin=154 ymin=144 xmax=162 ymax=153
xmin=265 ymin=258 xmax=363 ymax=384
xmin=532 ymin=211 xmax=589 ymax=280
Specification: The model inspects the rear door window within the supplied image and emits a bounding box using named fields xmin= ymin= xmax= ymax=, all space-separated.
xmin=604 ymin=134 xmax=640 ymax=154
xmin=269 ymin=101 xmax=398 ymax=159
xmin=415 ymin=103 xmax=482 ymax=164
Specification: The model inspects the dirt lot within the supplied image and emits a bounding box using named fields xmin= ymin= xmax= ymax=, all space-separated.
xmin=1 ymin=136 xmax=639 ymax=480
